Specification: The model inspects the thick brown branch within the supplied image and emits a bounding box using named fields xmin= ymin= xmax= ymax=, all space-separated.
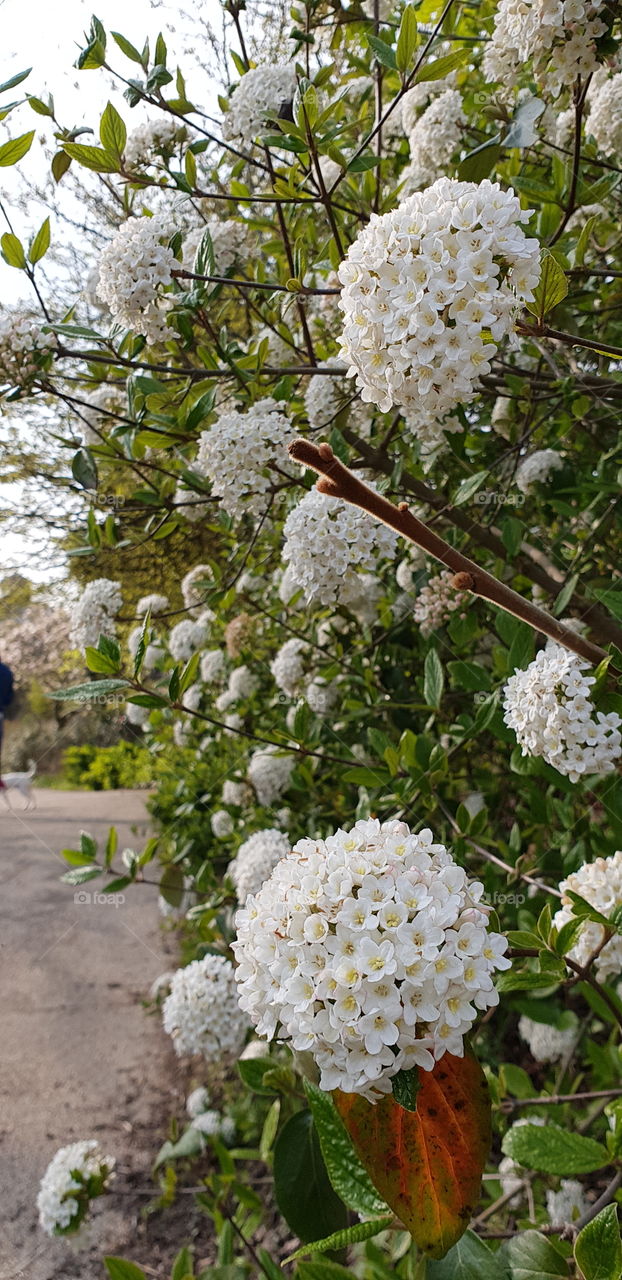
xmin=288 ymin=439 xmax=610 ymax=667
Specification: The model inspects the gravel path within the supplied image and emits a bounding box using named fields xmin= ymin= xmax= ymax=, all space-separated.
xmin=0 ymin=789 xmax=180 ymax=1279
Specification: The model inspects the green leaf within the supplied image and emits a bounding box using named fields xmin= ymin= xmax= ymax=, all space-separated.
xmin=499 ymin=1230 xmax=569 ymax=1279
xmin=27 ymin=95 xmax=54 ymax=117
xmin=454 ymin=470 xmax=489 ymax=505
xmin=501 ymin=1123 xmax=608 ymax=1175
xmin=574 ymin=1205 xmax=622 ymax=1280
xmin=104 ymin=1257 xmax=148 ymax=1280
xmin=496 ymin=970 xmax=562 ymax=994
xmin=296 ymin=1263 xmax=356 ymax=1280
xmin=52 ymin=150 xmax=72 ymax=182
xmin=61 ymin=865 xmax=101 ymax=886
xmin=286 ymin=1216 xmax=394 ymax=1262
xmin=29 ymin=216 xmax=50 ymax=264
xmin=237 ymin=1057 xmax=281 ymax=1096
xmin=100 ymin=102 xmax=127 ymax=158
xmin=273 ymin=1110 xmax=349 ymax=1244
xmin=1 ymin=232 xmax=26 ymax=268
xmin=194 ymin=226 xmax=215 ymax=279
xmin=0 ymin=130 xmax=34 ymax=166
xmin=72 ymin=447 xmax=98 ymax=490
xmin=111 ymin=31 xmax=145 ymax=65
xmin=427 ymin=1230 xmax=508 ymax=1279
xmin=347 ymin=152 xmax=380 ymax=173
xmin=412 ymin=48 xmax=468 ymax=84
xmin=159 ymin=862 xmax=186 ymax=909
xmin=367 ymin=35 xmax=397 ymax=70
xmin=84 ymin=646 xmax=119 ymax=675
xmin=48 ymin=679 xmax=130 ymax=702
xmin=458 ymin=141 xmax=501 ymax=183
xmin=503 ymin=95 xmax=545 ymax=149
xmin=391 ymin=1067 xmax=421 ymax=1112
xmin=172 ymin=1248 xmax=194 ymax=1280
xmin=424 ymin=649 xmax=444 ymax=708
xmin=526 ymin=250 xmax=568 ymax=322
xmin=0 ymin=68 xmax=31 ymax=94
xmin=396 ymin=5 xmax=418 ymax=73
xmin=62 ymin=142 xmax=118 ymax=173
xmin=303 ymin=1081 xmax=388 ymax=1216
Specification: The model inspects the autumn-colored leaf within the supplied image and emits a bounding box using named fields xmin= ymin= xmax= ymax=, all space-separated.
xmin=334 ymin=1050 xmax=491 ymax=1259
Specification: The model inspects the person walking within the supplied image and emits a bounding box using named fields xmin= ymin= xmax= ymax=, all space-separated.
xmin=0 ymin=655 xmax=14 ymax=788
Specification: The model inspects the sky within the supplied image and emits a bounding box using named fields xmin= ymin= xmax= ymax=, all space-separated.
xmin=0 ymin=0 xmax=223 ymax=583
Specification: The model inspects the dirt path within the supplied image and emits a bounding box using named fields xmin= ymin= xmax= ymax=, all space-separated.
xmin=0 ymin=789 xmax=182 ymax=1279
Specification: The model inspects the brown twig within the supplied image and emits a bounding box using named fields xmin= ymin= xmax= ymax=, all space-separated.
xmin=287 ymin=440 xmax=610 ymax=667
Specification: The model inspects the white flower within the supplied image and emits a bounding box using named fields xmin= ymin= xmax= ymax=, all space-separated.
xmin=79 ymin=383 xmax=124 ymax=444
xmin=137 ymin=593 xmax=169 ymax=616
xmin=175 ymin=480 xmax=207 ymax=522
xmin=70 ymin=578 xmax=122 ymax=651
xmin=233 ymin=817 xmax=509 ymax=1100
xmin=201 ymin=648 xmax=226 ymax=684
xmin=271 ymin=638 xmax=311 ymax=696
xmin=196 ymin=398 xmax=298 ymax=518
xmin=413 ymin=569 xmax=469 ymax=638
xmin=191 ymin=1109 xmax=234 ymax=1141
xmin=37 ymin=1141 xmax=114 ymax=1236
xmin=518 ymin=1015 xmax=577 ymax=1063
xmin=553 ymin=850 xmax=622 ymax=980
xmin=227 ymin=665 xmax=259 ymax=702
xmin=282 ymin=486 xmax=398 ymax=607
xmin=186 ymin=1085 xmax=210 ymax=1117
xmin=337 ymin=178 xmax=540 ymax=416
xmin=588 ymin=73 xmax=622 ymax=158
xmin=222 ymin=778 xmax=254 ymax=808
xmin=503 ymin=644 xmax=621 ymax=782
xmin=126 ymin=701 xmax=150 ymax=728
xmin=125 ymin=117 xmax=187 ymax=168
xmin=248 ymin=746 xmax=295 ymax=806
xmin=483 ymin=0 xmax=606 ymax=98
xmin=183 ymin=682 xmax=203 ymax=712
xmin=168 ymin=616 xmax=211 ymax=662
xmin=97 ymin=216 xmax=178 ymax=344
xmin=515 ymin=449 xmax=563 ymax=493
xmin=222 ymin=64 xmax=298 ymax=145
xmin=546 ymin=1180 xmax=588 ymax=1227
xmin=0 ymin=307 xmax=54 ymax=390
xmin=401 ymin=78 xmax=453 ymax=134
xmin=229 ymin=827 xmax=291 ymax=901
xmin=163 ymin=955 xmax=248 ymax=1061
xmin=212 ymin=809 xmax=235 ymax=838
xmin=305 ymin=677 xmax=339 ymax=715
xmin=182 ymin=563 xmax=213 ymax=611
xmin=303 ymin=364 xmax=351 ymax=430
xmin=402 ymin=91 xmax=466 ymax=193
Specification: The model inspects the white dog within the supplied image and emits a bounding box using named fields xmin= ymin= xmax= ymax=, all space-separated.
xmin=1 ymin=759 xmax=37 ymax=809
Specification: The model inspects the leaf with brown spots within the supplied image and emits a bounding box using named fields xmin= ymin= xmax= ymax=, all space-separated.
xmin=334 ymin=1050 xmax=491 ymax=1260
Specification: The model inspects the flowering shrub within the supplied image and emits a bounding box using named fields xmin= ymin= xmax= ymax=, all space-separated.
xmin=4 ymin=0 xmax=622 ymax=1273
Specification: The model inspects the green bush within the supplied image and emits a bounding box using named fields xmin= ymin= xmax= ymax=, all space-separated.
xmin=61 ymin=741 xmax=154 ymax=790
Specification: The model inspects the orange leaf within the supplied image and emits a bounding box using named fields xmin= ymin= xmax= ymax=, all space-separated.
xmin=334 ymin=1051 xmax=491 ymax=1259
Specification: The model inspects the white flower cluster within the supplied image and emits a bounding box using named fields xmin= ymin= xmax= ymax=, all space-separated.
xmin=413 ymin=569 xmax=469 ymax=638
xmin=515 ymin=448 xmax=563 ymax=494
xmin=546 ymin=1180 xmax=588 ymax=1227
xmin=222 ymin=64 xmax=298 ymax=145
xmin=125 ymin=118 xmax=186 ymax=168
xmin=137 ymin=592 xmax=169 ymax=616
xmin=337 ymin=178 xmax=540 ymax=418
xmin=80 ymin=383 xmax=124 ymax=445
xmin=201 ymin=648 xmax=227 ymax=684
xmin=271 ymin=638 xmax=311 ymax=696
xmin=0 ymin=307 xmax=54 ymax=389
xmin=402 ymin=406 xmax=462 ymax=458
xmin=183 ymin=217 xmax=250 ymax=277
xmin=191 ymin=1109 xmax=236 ymax=1144
xmin=587 ymin=73 xmax=622 ymax=158
xmin=306 ymin=677 xmax=339 ymax=715
xmin=248 ymin=746 xmax=295 ymax=806
xmin=401 ymin=78 xmax=452 ymax=134
xmin=162 ymin=955 xmax=248 ymax=1061
xmin=216 ymin=664 xmax=259 ymax=712
xmin=553 ymin=851 xmax=622 ymax=981
xmin=518 ymin=1015 xmax=577 ymax=1063
xmin=168 ymin=615 xmax=212 ymax=662
xmin=503 ymin=643 xmax=621 ymax=782
xmin=230 ymin=827 xmax=291 ymax=902
xmin=282 ymin=486 xmax=398 ymax=607
xmin=97 ymin=216 xmax=178 ymax=344
xmin=402 ymin=90 xmax=466 ymax=194
xmin=303 ymin=365 xmax=350 ymax=429
xmin=234 ymin=818 xmax=509 ymax=1099
xmin=212 ymin=809 xmax=235 ymax=837
xmin=70 ymin=578 xmax=122 ymax=651
xmin=182 ymin=563 xmax=213 ymax=611
xmin=37 ymin=1140 xmax=114 ymax=1236
xmin=174 ymin=480 xmax=206 ymax=522
xmin=483 ymin=0 xmax=606 ymax=97
xmin=223 ymin=778 xmax=254 ymax=808
xmin=197 ymin=397 xmax=297 ymax=518
xmin=126 ymin=700 xmax=151 ymax=729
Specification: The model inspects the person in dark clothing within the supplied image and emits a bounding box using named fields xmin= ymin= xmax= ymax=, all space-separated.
xmin=0 ymin=657 xmax=14 ymax=788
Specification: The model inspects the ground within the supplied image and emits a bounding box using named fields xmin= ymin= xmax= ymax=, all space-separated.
xmin=0 ymin=788 xmax=201 ymax=1280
